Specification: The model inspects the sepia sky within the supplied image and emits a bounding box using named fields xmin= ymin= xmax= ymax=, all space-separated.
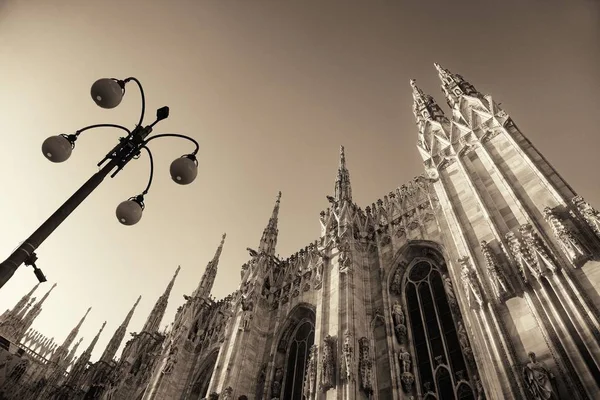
xmin=0 ymin=0 xmax=599 ymax=361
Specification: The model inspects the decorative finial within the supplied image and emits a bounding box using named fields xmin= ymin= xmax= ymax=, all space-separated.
xmin=135 ymin=295 xmax=142 ymax=305
xmin=433 ymin=62 xmax=442 ymax=72
xmin=221 ymin=233 xmax=227 ymax=244
xmin=409 ymin=78 xmax=417 ymax=88
xmin=276 ymin=191 xmax=282 ymax=203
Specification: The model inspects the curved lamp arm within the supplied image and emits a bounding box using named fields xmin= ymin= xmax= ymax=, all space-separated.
xmin=140 ymin=146 xmax=154 ymax=195
xmin=122 ymin=77 xmax=146 ymax=127
xmin=143 ymin=133 xmax=200 ymax=155
xmin=75 ymin=123 xmax=131 ymax=138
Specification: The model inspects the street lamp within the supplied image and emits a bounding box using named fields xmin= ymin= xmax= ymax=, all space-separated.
xmin=0 ymin=77 xmax=200 ymax=288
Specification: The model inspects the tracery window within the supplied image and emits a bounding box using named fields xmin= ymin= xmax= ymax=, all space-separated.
xmin=282 ymin=319 xmax=315 ymax=400
xmin=405 ymin=260 xmax=474 ymax=400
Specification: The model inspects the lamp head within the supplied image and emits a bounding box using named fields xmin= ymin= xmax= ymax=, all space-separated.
xmin=170 ymin=154 xmax=198 ymax=185
xmin=91 ymin=78 xmax=124 ymax=109
xmin=116 ymin=196 xmax=145 ymax=226
xmin=42 ymin=134 xmax=75 ymax=163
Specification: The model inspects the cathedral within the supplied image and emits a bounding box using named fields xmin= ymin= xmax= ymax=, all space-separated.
xmin=1 ymin=63 xmax=600 ymax=400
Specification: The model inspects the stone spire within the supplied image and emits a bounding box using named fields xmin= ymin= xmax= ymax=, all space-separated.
xmin=99 ymin=295 xmax=141 ymax=363
xmin=16 ymin=283 xmax=57 ymax=340
xmin=410 ymin=78 xmax=447 ymax=127
xmin=258 ymin=192 xmax=282 ymax=256
xmin=334 ymin=146 xmax=353 ymax=204
xmin=64 ymin=337 xmax=84 ymax=368
xmin=0 ymin=283 xmax=39 ymax=323
xmin=193 ymin=234 xmax=227 ymax=299
xmin=433 ymin=63 xmax=480 ymax=109
xmin=48 ymin=306 xmax=91 ymax=364
xmin=65 ymin=321 xmax=106 ymax=387
xmin=142 ymin=267 xmax=180 ymax=333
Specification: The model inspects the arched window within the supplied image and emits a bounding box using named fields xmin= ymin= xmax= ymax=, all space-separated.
xmin=282 ymin=319 xmax=315 ymax=400
xmin=190 ymin=351 xmax=219 ymax=399
xmin=405 ymin=260 xmax=474 ymax=399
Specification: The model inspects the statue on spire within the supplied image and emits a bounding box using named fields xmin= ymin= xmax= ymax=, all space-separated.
xmin=257 ymin=192 xmax=282 ymax=257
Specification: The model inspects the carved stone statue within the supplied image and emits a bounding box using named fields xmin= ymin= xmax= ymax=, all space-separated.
xmin=442 ymin=274 xmax=458 ymax=310
xmin=474 ymin=375 xmax=486 ymax=400
xmin=459 ymin=257 xmax=484 ymax=307
xmin=358 ymin=337 xmax=373 ymax=394
xmin=543 ymin=206 xmax=588 ymax=263
xmin=398 ymin=347 xmax=411 ymax=373
xmin=522 ymin=352 xmax=557 ymax=400
xmin=341 ymin=330 xmax=354 ymax=381
xmin=303 ymin=345 xmax=318 ymax=399
xmin=320 ymin=335 xmax=335 ymax=391
xmin=221 ymin=386 xmax=233 ymax=400
xmin=338 ymin=243 xmax=352 ymax=274
xmin=391 ymin=269 xmax=403 ymax=294
xmin=271 ymin=368 xmax=284 ymax=398
xmin=457 ymin=321 xmax=470 ymax=350
xmin=392 ymin=300 xmax=405 ymax=326
xmin=520 ymin=224 xmax=557 ymax=275
xmin=572 ymin=195 xmax=600 ymax=239
xmin=162 ymin=344 xmax=178 ymax=375
xmin=480 ymin=241 xmax=512 ymax=301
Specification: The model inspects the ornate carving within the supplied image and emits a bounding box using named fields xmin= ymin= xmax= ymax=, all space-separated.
xmin=442 ymin=273 xmax=458 ymax=311
xmin=358 ymin=337 xmax=373 ymax=394
xmin=161 ymin=343 xmax=178 ymax=375
xmin=480 ymin=241 xmax=512 ymax=301
xmin=239 ymin=311 xmax=253 ymax=332
xmin=391 ymin=300 xmax=407 ymax=344
xmin=572 ymin=195 xmax=600 ymax=239
xmin=221 ymin=386 xmax=233 ymax=400
xmin=506 ymin=231 xmax=535 ymax=282
xmin=458 ymin=257 xmax=484 ymax=307
xmin=400 ymin=371 xmax=415 ymax=393
xmin=391 ymin=268 xmax=403 ymax=295
xmin=522 ymin=352 xmax=558 ymax=400
xmin=320 ymin=335 xmax=335 ymax=391
xmin=457 ymin=321 xmax=475 ymax=367
xmin=543 ymin=207 xmax=588 ymax=264
xmin=520 ymin=224 xmax=557 ymax=275
xmin=398 ymin=347 xmax=411 ymax=373
xmin=303 ymin=345 xmax=318 ymax=399
xmin=271 ymin=367 xmax=284 ymax=399
xmin=338 ymin=242 xmax=352 ymax=274
xmin=473 ymin=375 xmax=486 ymax=400
xmin=340 ymin=330 xmax=354 ymax=382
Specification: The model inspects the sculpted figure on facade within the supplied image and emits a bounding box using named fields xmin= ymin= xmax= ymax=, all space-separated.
xmin=480 ymin=241 xmax=512 ymax=301
xmin=320 ymin=335 xmax=335 ymax=391
xmin=572 ymin=195 xmax=600 ymax=239
xmin=520 ymin=224 xmax=557 ymax=275
xmin=161 ymin=343 xmax=178 ymax=375
xmin=358 ymin=337 xmax=373 ymax=394
xmin=391 ymin=300 xmax=408 ymax=344
xmin=338 ymin=242 xmax=352 ymax=274
xmin=341 ymin=330 xmax=354 ymax=382
xmin=456 ymin=321 xmax=475 ymax=366
xmin=506 ymin=231 xmax=534 ymax=282
xmin=391 ymin=268 xmax=403 ymax=295
xmin=543 ymin=206 xmax=588 ymax=263
xmin=523 ymin=352 xmax=557 ymax=400
xmin=474 ymin=375 xmax=486 ymax=400
xmin=271 ymin=367 xmax=284 ymax=399
xmin=398 ymin=347 xmax=411 ymax=374
xmin=442 ymin=273 xmax=458 ymax=310
xmin=221 ymin=386 xmax=233 ymax=400
xmin=459 ymin=257 xmax=484 ymax=308
xmin=303 ymin=345 xmax=318 ymax=399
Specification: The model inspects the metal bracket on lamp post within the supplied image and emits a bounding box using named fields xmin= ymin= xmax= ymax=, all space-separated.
xmin=0 ymin=79 xmax=199 ymax=289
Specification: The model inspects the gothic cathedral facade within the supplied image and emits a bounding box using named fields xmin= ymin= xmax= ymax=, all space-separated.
xmin=3 ymin=63 xmax=600 ymax=400
xmin=138 ymin=64 xmax=600 ymax=400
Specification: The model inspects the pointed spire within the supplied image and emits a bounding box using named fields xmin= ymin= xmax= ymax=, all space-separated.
xmin=334 ymin=145 xmax=353 ymax=204
xmin=433 ymin=63 xmax=480 ymax=108
xmin=142 ymin=267 xmax=180 ymax=333
xmin=258 ymin=192 xmax=282 ymax=256
xmin=3 ymin=283 xmax=39 ymax=322
xmin=48 ymin=306 xmax=92 ymax=364
xmin=66 ymin=321 xmax=106 ymax=387
xmin=194 ymin=234 xmax=227 ymax=298
xmin=410 ymin=78 xmax=447 ymax=127
xmin=100 ymin=295 xmax=141 ymax=363
xmin=64 ymin=337 xmax=84 ymax=367
xmin=13 ymin=283 xmax=57 ymax=341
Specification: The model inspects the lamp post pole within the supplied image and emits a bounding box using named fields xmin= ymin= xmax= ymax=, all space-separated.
xmin=0 ymin=77 xmax=200 ymax=289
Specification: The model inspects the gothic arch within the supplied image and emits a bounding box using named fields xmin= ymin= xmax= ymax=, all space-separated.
xmin=269 ymin=303 xmax=316 ymax=400
xmin=387 ymin=241 xmax=477 ymax=400
xmin=189 ymin=349 xmax=220 ymax=400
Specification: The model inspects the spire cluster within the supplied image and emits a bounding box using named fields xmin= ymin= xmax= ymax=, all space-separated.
xmin=141 ymin=266 xmax=180 ymax=334
xmin=334 ymin=145 xmax=352 ymax=204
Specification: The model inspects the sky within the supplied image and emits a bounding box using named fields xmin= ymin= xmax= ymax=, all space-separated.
xmin=0 ymin=0 xmax=599 ymax=362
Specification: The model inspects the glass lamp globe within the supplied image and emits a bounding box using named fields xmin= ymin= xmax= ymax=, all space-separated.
xmin=169 ymin=156 xmax=198 ymax=185
xmin=91 ymin=78 xmax=123 ymax=109
xmin=41 ymin=135 xmax=73 ymax=163
xmin=116 ymin=199 xmax=143 ymax=226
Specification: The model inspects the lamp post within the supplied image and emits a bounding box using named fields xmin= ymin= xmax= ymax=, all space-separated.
xmin=0 ymin=77 xmax=200 ymax=289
